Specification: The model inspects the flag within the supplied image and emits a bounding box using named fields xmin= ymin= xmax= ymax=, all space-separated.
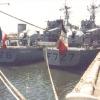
xmin=2 ymin=32 xmax=7 ymax=48
xmin=57 ymin=30 xmax=68 ymax=54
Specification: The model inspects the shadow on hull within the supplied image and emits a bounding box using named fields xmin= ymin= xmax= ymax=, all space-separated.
xmin=49 ymin=65 xmax=87 ymax=75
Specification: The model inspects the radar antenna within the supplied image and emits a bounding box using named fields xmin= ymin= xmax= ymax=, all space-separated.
xmin=59 ymin=0 xmax=70 ymax=26
xmin=87 ymin=0 xmax=100 ymax=23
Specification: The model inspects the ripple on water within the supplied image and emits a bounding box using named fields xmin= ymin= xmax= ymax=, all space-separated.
xmin=0 ymin=61 xmax=82 ymax=100
xmin=0 ymin=62 xmax=55 ymax=100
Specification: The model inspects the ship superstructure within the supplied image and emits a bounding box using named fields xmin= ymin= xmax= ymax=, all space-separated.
xmin=45 ymin=0 xmax=100 ymax=70
xmin=81 ymin=2 xmax=100 ymax=33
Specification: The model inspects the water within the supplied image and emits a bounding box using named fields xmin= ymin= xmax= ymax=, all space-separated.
xmin=0 ymin=61 xmax=83 ymax=100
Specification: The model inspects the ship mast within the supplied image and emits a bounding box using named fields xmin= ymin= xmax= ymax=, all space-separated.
xmin=64 ymin=0 xmax=71 ymax=27
xmin=59 ymin=0 xmax=70 ymax=26
xmin=64 ymin=1 xmax=70 ymax=26
xmin=87 ymin=0 xmax=100 ymax=25
xmin=81 ymin=0 xmax=100 ymax=33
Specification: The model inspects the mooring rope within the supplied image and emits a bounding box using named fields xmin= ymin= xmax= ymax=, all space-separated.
xmin=0 ymin=70 xmax=26 ymax=100
xmin=44 ymin=48 xmax=59 ymax=100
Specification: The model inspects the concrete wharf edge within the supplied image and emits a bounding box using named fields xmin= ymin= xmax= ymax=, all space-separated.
xmin=66 ymin=52 xmax=100 ymax=100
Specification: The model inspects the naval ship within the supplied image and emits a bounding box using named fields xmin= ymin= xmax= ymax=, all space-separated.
xmin=0 ymin=12 xmax=44 ymax=66
xmin=45 ymin=2 xmax=100 ymax=70
xmin=0 ymin=30 xmax=44 ymax=66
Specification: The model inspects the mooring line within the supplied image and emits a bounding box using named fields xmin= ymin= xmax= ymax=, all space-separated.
xmin=0 ymin=70 xmax=26 ymax=100
xmin=45 ymin=48 xmax=59 ymax=100
xmin=0 ymin=10 xmax=45 ymax=30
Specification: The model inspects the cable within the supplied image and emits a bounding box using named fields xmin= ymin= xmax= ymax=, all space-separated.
xmin=0 ymin=10 xmax=46 ymax=30
xmin=44 ymin=48 xmax=59 ymax=100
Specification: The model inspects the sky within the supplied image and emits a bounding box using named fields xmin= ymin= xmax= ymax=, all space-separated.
xmin=0 ymin=0 xmax=100 ymax=34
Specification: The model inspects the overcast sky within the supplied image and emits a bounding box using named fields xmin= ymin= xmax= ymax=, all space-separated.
xmin=0 ymin=0 xmax=100 ymax=33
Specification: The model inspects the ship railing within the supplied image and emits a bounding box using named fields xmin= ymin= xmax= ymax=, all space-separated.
xmin=36 ymin=41 xmax=56 ymax=48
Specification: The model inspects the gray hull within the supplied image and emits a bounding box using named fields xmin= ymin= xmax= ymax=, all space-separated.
xmin=47 ymin=47 xmax=100 ymax=71
xmin=0 ymin=47 xmax=44 ymax=66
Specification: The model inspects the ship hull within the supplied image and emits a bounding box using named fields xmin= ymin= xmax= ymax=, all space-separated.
xmin=47 ymin=47 xmax=100 ymax=71
xmin=0 ymin=46 xmax=44 ymax=66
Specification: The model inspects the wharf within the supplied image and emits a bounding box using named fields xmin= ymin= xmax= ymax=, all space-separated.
xmin=66 ymin=52 xmax=100 ymax=100
xmin=93 ymin=66 xmax=100 ymax=97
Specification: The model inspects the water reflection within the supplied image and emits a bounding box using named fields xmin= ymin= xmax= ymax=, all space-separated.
xmin=0 ymin=62 xmax=55 ymax=100
xmin=0 ymin=61 xmax=83 ymax=100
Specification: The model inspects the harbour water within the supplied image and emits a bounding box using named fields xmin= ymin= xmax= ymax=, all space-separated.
xmin=0 ymin=61 xmax=84 ymax=100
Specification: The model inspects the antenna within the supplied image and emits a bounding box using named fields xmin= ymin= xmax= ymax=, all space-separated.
xmin=65 ymin=0 xmax=67 ymax=7
xmin=64 ymin=5 xmax=70 ymax=25
xmin=87 ymin=0 xmax=100 ymax=23
xmin=59 ymin=0 xmax=70 ymax=26
xmin=0 ymin=3 xmax=10 ymax=5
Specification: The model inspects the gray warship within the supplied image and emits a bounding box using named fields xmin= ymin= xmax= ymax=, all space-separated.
xmin=0 ymin=15 xmax=44 ymax=66
xmin=45 ymin=2 xmax=100 ymax=70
